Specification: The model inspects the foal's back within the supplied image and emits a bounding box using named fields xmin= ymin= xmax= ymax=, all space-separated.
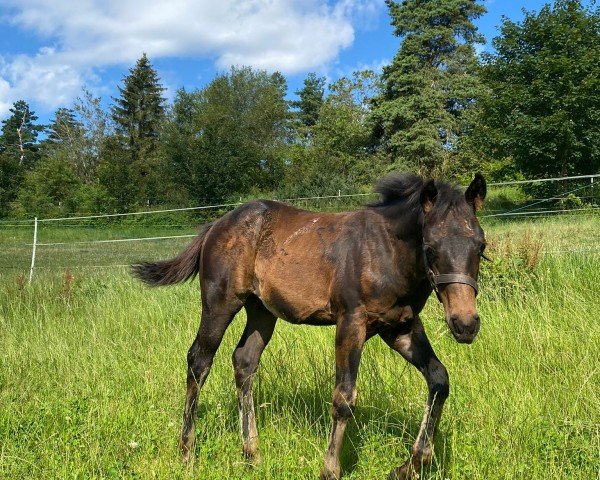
xmin=200 ymin=200 xmax=400 ymax=325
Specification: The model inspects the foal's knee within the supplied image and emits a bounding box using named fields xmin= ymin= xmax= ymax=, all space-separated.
xmin=429 ymin=362 xmax=449 ymax=401
xmin=232 ymin=348 xmax=256 ymax=389
xmin=332 ymin=383 xmax=357 ymax=420
xmin=187 ymin=347 xmax=213 ymax=380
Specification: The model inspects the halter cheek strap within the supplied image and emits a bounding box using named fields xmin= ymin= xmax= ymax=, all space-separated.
xmin=423 ymin=245 xmax=479 ymax=302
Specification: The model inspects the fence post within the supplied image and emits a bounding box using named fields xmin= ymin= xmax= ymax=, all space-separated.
xmin=28 ymin=217 xmax=38 ymax=284
xmin=592 ymin=177 xmax=595 ymax=206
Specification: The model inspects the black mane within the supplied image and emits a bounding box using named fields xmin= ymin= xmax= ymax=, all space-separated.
xmin=369 ymin=173 xmax=468 ymax=237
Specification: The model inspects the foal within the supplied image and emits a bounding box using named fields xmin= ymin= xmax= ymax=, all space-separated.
xmin=132 ymin=173 xmax=487 ymax=479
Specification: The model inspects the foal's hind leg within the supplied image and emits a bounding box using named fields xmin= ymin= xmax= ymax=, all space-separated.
xmin=180 ymin=302 xmax=243 ymax=463
xmin=380 ymin=315 xmax=449 ymax=480
xmin=232 ymin=296 xmax=277 ymax=464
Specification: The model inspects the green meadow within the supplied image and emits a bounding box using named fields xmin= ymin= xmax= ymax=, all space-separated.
xmin=1 ymin=213 xmax=599 ymax=479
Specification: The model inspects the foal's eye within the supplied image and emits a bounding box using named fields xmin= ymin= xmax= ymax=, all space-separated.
xmin=425 ymin=245 xmax=437 ymax=263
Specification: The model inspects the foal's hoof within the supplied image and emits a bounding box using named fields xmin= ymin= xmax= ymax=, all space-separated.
xmin=180 ymin=440 xmax=194 ymax=465
xmin=181 ymin=449 xmax=193 ymax=465
xmin=243 ymin=449 xmax=261 ymax=466
xmin=387 ymin=463 xmax=412 ymax=480
xmin=319 ymin=465 xmax=341 ymax=480
xmin=319 ymin=470 xmax=339 ymax=480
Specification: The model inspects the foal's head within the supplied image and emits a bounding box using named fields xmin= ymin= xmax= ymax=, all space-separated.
xmin=420 ymin=174 xmax=487 ymax=344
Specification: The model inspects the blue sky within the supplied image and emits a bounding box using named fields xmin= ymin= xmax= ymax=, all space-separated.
xmin=0 ymin=0 xmax=592 ymax=123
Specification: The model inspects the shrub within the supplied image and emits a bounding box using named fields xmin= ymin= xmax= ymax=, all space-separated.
xmin=480 ymin=230 xmax=543 ymax=299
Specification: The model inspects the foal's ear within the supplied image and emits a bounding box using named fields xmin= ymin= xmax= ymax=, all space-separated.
xmin=465 ymin=173 xmax=487 ymax=211
xmin=420 ymin=179 xmax=437 ymax=214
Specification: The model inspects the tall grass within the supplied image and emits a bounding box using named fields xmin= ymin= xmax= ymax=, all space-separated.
xmin=0 ymin=216 xmax=599 ymax=479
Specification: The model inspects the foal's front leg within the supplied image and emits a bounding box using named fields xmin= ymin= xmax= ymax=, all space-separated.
xmin=380 ymin=315 xmax=450 ymax=480
xmin=320 ymin=310 xmax=367 ymax=480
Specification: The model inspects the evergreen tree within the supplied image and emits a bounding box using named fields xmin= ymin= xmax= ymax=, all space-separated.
xmin=474 ymin=0 xmax=600 ymax=184
xmin=0 ymin=100 xmax=44 ymax=168
xmin=0 ymin=100 xmax=44 ymax=215
xmin=111 ymin=53 xmax=166 ymax=204
xmin=112 ymin=53 xmax=166 ymax=156
xmin=45 ymin=108 xmax=82 ymax=146
xmin=292 ymin=72 xmax=326 ymax=128
xmin=372 ymin=0 xmax=486 ymax=173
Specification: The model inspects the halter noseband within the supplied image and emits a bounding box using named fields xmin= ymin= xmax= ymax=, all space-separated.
xmin=423 ymin=244 xmax=479 ymax=302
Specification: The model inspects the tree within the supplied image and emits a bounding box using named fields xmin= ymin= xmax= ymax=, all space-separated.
xmin=98 ymin=136 xmax=137 ymax=212
xmin=0 ymin=100 xmax=44 ymax=168
xmin=15 ymin=156 xmax=81 ymax=217
xmin=0 ymin=100 xmax=44 ymax=215
xmin=74 ymin=88 xmax=112 ymax=184
xmin=40 ymin=107 xmax=85 ymax=172
xmin=474 ymin=0 xmax=600 ymax=184
xmin=112 ymin=53 xmax=166 ymax=156
xmin=372 ymin=0 xmax=486 ymax=174
xmin=162 ymin=67 xmax=289 ymax=204
xmin=111 ymin=53 xmax=166 ymax=203
xmin=45 ymin=108 xmax=82 ymax=145
xmin=280 ymin=71 xmax=386 ymax=197
xmin=291 ymin=72 xmax=326 ymax=129
xmin=0 ymin=152 xmax=21 ymax=216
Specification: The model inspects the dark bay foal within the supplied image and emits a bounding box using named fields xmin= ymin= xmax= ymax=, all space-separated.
xmin=132 ymin=173 xmax=487 ymax=479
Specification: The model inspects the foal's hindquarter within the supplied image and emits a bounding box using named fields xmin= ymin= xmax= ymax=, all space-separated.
xmin=180 ymin=200 xmax=449 ymax=480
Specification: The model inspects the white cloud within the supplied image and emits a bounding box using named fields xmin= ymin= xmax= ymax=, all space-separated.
xmin=0 ymin=0 xmax=384 ymax=117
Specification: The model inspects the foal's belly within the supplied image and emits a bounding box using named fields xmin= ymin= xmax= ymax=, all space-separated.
xmin=254 ymin=280 xmax=336 ymax=325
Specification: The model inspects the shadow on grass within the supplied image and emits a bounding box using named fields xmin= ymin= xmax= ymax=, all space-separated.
xmin=192 ymin=377 xmax=451 ymax=479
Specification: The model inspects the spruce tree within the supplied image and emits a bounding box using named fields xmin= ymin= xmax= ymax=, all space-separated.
xmin=372 ymin=0 xmax=486 ymax=173
xmin=45 ymin=108 xmax=82 ymax=145
xmin=111 ymin=53 xmax=166 ymax=204
xmin=292 ymin=73 xmax=326 ymax=128
xmin=111 ymin=53 xmax=166 ymax=164
xmin=0 ymin=100 xmax=44 ymax=215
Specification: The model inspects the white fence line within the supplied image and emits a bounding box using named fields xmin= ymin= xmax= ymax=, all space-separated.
xmin=3 ymin=173 xmax=598 ymax=281
xmin=33 ymin=234 xmax=196 ymax=247
xmin=487 ymin=173 xmax=599 ymax=186
xmin=481 ymin=183 xmax=593 ymax=218
xmin=483 ymin=206 xmax=600 ymax=218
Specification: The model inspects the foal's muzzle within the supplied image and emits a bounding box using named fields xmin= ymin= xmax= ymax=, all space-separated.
xmin=449 ymin=313 xmax=480 ymax=344
xmin=438 ymin=282 xmax=480 ymax=344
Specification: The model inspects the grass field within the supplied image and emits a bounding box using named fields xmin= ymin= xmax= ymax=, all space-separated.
xmin=1 ymin=213 xmax=599 ymax=479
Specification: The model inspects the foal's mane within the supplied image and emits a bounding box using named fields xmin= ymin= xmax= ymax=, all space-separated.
xmin=369 ymin=173 xmax=467 ymax=236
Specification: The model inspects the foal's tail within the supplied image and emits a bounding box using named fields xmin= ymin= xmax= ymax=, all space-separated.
xmin=131 ymin=222 xmax=214 ymax=287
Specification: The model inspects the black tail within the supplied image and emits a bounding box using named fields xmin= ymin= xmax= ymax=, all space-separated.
xmin=131 ymin=223 xmax=213 ymax=287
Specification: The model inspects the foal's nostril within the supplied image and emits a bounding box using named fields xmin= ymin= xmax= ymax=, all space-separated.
xmin=450 ymin=314 xmax=480 ymax=336
xmin=469 ymin=314 xmax=480 ymax=334
xmin=450 ymin=314 xmax=462 ymax=333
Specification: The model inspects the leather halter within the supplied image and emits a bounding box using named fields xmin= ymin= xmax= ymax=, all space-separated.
xmin=423 ymin=244 xmax=479 ymax=302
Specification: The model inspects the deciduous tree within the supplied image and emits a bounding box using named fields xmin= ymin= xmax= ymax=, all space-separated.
xmin=162 ymin=67 xmax=288 ymax=203
xmin=475 ymin=0 xmax=600 ymax=184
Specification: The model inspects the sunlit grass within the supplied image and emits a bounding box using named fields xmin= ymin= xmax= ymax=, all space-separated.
xmin=0 ymin=215 xmax=599 ymax=479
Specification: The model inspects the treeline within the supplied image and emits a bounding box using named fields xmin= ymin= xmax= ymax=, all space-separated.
xmin=0 ymin=0 xmax=598 ymax=218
